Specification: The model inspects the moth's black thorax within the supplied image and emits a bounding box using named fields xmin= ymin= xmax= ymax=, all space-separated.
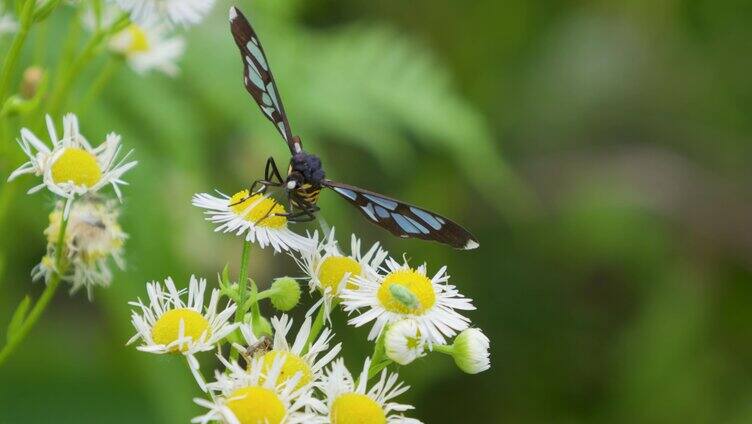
xmin=287 ymin=150 xmax=325 ymax=207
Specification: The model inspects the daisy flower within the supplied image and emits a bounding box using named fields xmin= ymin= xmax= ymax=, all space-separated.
xmin=83 ymin=5 xmax=185 ymax=75
xmin=235 ymin=314 xmax=341 ymax=391
xmin=109 ymin=21 xmax=185 ymax=75
xmin=293 ymin=228 xmax=388 ymax=320
xmin=7 ymin=114 xmax=137 ymax=217
xmin=33 ymin=198 xmax=127 ymax=299
xmin=341 ymin=257 xmax=475 ymax=345
xmin=316 ymin=357 xmax=422 ymax=424
xmin=384 ymin=319 xmax=426 ymax=366
xmin=127 ymin=276 xmax=238 ymax=390
xmin=114 ymin=0 xmax=216 ymax=27
xmin=193 ymin=354 xmax=321 ymax=424
xmin=192 ymin=190 xmax=315 ymax=253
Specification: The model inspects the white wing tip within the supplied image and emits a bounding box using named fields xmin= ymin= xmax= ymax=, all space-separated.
xmin=463 ymin=239 xmax=479 ymax=250
xmin=229 ymin=6 xmax=238 ymax=21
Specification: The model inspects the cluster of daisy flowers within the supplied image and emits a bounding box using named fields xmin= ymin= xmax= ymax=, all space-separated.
xmin=7 ymin=113 xmax=137 ymax=298
xmin=127 ymin=185 xmax=490 ymax=423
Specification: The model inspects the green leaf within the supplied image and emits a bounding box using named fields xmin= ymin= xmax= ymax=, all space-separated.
xmin=6 ymin=296 xmax=31 ymax=342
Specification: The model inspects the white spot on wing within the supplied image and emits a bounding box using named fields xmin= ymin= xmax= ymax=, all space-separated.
xmin=410 ymin=207 xmax=442 ymax=230
xmin=247 ymin=42 xmax=268 ymax=71
xmin=464 ymin=239 xmax=479 ymax=250
xmin=361 ymin=204 xmax=378 ymax=221
xmin=363 ymin=194 xmax=398 ymax=210
xmin=277 ymin=122 xmax=288 ymax=140
xmin=261 ymin=93 xmax=273 ymax=107
xmin=267 ymin=83 xmax=281 ymax=112
xmin=229 ymin=7 xmax=238 ymax=21
xmin=333 ymin=187 xmax=357 ymax=201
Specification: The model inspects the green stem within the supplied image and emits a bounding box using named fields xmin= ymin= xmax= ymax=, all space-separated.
xmin=432 ymin=344 xmax=454 ymax=356
xmin=234 ymin=241 xmax=253 ymax=323
xmin=47 ymin=32 xmax=105 ymax=116
xmin=241 ymin=287 xmax=275 ymax=311
xmin=78 ymin=55 xmax=122 ymax=114
xmin=230 ymin=241 xmax=253 ymax=362
xmin=47 ymin=12 xmax=129 ymax=117
xmin=303 ymin=304 xmax=327 ymax=354
xmin=0 ymin=0 xmax=36 ymax=139
xmin=0 ymin=205 xmax=70 ymax=368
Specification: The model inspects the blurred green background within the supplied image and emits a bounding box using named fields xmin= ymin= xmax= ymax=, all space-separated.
xmin=3 ymin=0 xmax=752 ymax=422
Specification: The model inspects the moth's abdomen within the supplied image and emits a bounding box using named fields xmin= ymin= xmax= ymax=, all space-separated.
xmin=293 ymin=183 xmax=321 ymax=208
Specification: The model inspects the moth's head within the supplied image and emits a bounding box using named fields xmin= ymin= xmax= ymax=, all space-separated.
xmin=289 ymin=151 xmax=325 ymax=185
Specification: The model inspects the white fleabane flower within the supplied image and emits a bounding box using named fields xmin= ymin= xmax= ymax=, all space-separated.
xmin=32 ymin=198 xmax=127 ymax=299
xmin=0 ymin=4 xmax=18 ymax=35
xmin=341 ymin=257 xmax=475 ymax=345
xmin=192 ymin=190 xmax=315 ymax=253
xmin=7 ymin=114 xmax=137 ymax=217
xmin=193 ymin=354 xmax=322 ymax=424
xmin=445 ymin=328 xmax=490 ymax=374
xmin=294 ymin=228 xmax=387 ymax=320
xmin=236 ymin=314 xmax=341 ymax=391
xmin=114 ymin=0 xmax=215 ymax=27
xmin=127 ymin=276 xmax=238 ymax=390
xmin=315 ymin=357 xmax=422 ymax=424
xmin=384 ymin=319 xmax=426 ymax=366
xmin=109 ymin=22 xmax=185 ymax=75
xmin=83 ymin=5 xmax=185 ymax=75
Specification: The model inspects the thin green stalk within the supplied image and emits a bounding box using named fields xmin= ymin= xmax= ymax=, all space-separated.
xmin=234 ymin=240 xmax=253 ymax=322
xmin=47 ymin=31 xmax=105 ymax=116
xmin=78 ymin=55 xmax=122 ymax=114
xmin=230 ymin=241 xmax=253 ymax=362
xmin=0 ymin=206 xmax=70 ymax=368
xmin=432 ymin=344 xmax=454 ymax=355
xmin=47 ymin=12 xmax=129 ymax=117
xmin=303 ymin=304 xmax=327 ymax=354
xmin=0 ymin=0 xmax=35 ymax=106
xmin=0 ymin=0 xmax=36 ymax=139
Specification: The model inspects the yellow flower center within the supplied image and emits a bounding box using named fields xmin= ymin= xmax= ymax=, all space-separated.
xmin=318 ymin=256 xmax=361 ymax=295
xmin=377 ymin=269 xmax=436 ymax=315
xmin=260 ymin=350 xmax=313 ymax=390
xmin=50 ymin=147 xmax=102 ymax=188
xmin=125 ymin=24 xmax=150 ymax=54
xmin=151 ymin=308 xmax=210 ymax=352
xmin=226 ymin=386 xmax=286 ymax=424
xmin=406 ymin=330 xmax=422 ymax=349
xmin=229 ymin=191 xmax=287 ymax=229
xmin=330 ymin=393 xmax=386 ymax=424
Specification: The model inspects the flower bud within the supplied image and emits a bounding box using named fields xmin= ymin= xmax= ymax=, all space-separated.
xmin=21 ymin=66 xmax=44 ymax=99
xmin=385 ymin=319 xmax=425 ymax=365
xmin=269 ymin=277 xmax=301 ymax=312
xmin=451 ymin=328 xmax=490 ymax=374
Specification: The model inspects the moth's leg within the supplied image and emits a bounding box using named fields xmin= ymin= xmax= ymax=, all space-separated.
xmin=253 ymin=195 xmax=287 ymax=225
xmin=279 ymin=193 xmax=319 ymax=222
xmin=265 ymin=156 xmax=285 ymax=184
xmin=230 ymin=179 xmax=282 ymax=207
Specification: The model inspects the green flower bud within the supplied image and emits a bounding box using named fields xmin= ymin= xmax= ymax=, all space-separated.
xmin=452 ymin=328 xmax=490 ymax=374
xmin=270 ymin=277 xmax=301 ymax=312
